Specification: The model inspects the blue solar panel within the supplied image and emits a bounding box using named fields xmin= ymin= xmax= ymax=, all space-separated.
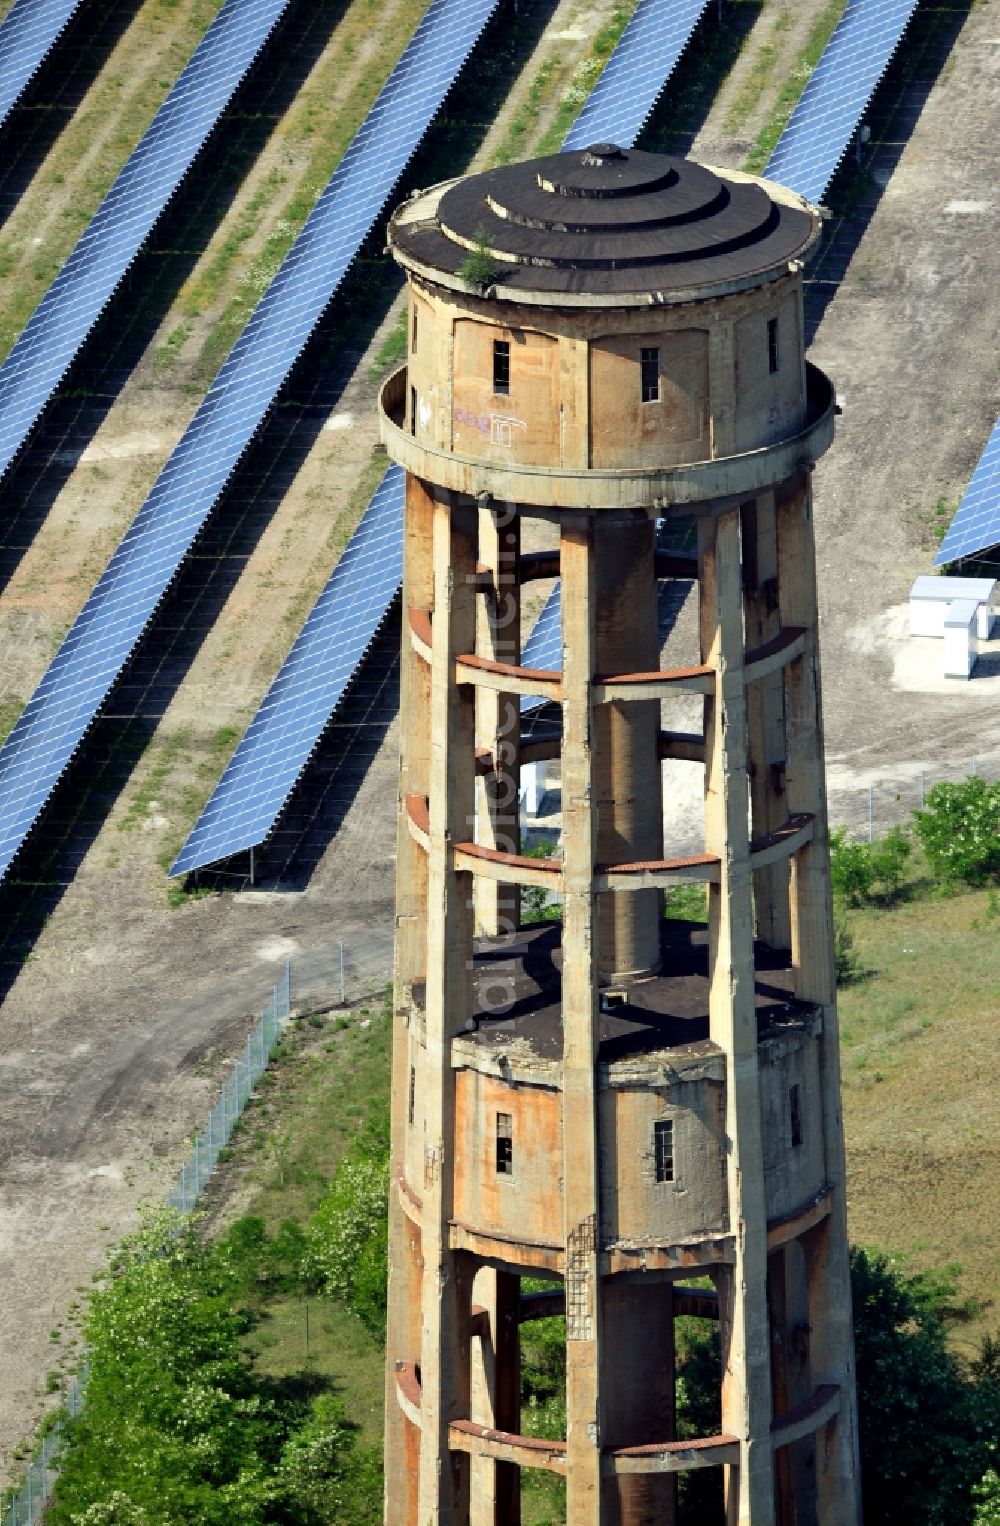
xmin=563 ymin=0 xmax=709 ymax=152
xmin=0 ymin=0 xmax=84 ymax=130
xmin=0 ymin=0 xmax=500 ymax=884
xmin=764 ymin=0 xmax=920 ymax=206
xmin=934 ymin=418 xmax=1000 ymax=566
xmin=0 ymin=0 xmax=291 ymax=486
xmin=172 ymin=466 xmax=404 ymax=874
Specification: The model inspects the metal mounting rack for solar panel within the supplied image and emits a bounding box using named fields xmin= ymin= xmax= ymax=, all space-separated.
xmin=0 ymin=0 xmax=294 ymax=489
xmin=764 ymin=0 xmax=921 ymax=207
xmin=0 ymin=0 xmax=87 ymax=132
xmin=170 ymin=0 xmax=716 ymax=877
xmin=0 ymin=0 xmax=503 ymax=885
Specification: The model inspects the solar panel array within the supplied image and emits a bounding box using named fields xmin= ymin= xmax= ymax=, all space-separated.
xmin=0 ymin=0 xmax=84 ymax=131
xmin=0 ymin=0 xmax=501 ymax=883
xmin=764 ymin=0 xmax=920 ymax=206
xmin=934 ymin=418 xmax=1000 ymax=566
xmin=562 ymin=0 xmax=710 ymax=152
xmin=172 ymin=466 xmax=405 ymax=875
xmin=171 ymin=0 xmax=712 ymax=874
xmin=0 ymin=0 xmax=292 ymax=487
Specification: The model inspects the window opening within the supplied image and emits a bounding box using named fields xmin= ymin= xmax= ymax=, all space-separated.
xmin=493 ymin=339 xmax=510 ymax=396
xmin=411 ymin=304 xmax=418 ymax=352
xmin=640 ymin=346 xmax=660 ymax=403
xmin=410 ymin=385 xmax=417 ymax=437
xmin=408 ymin=1065 xmax=416 ymax=1126
xmin=496 ymin=1112 xmax=513 ymax=1175
xmin=654 ymin=1118 xmax=674 ymax=1183
xmin=790 ymin=1084 xmax=802 ymax=1148
xmin=767 ymin=317 xmax=780 ymax=375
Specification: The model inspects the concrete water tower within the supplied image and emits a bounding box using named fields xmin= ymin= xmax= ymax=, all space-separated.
xmin=379 ymin=142 xmax=861 ymax=1525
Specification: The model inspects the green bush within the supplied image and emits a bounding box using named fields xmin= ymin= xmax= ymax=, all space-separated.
xmin=913 ymin=777 xmax=1000 ymax=886
xmin=47 ymin=1209 xmax=381 ymax=1526
xmin=304 ymin=1139 xmax=388 ymax=1340
xmin=974 ymin=1469 xmax=1000 ymax=1525
xmin=830 ymin=826 xmax=911 ymax=905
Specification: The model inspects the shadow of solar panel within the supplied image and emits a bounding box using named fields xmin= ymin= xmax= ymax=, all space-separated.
xmin=0 ymin=0 xmax=501 ymax=885
xmin=563 ymin=0 xmax=710 ymax=153
xmin=171 ymin=465 xmax=404 ymax=875
xmin=764 ymin=0 xmax=920 ymax=206
xmin=0 ymin=0 xmax=85 ymax=129
xmin=935 ymin=418 xmax=1000 ymax=566
xmin=0 ymin=0 xmax=292 ymax=486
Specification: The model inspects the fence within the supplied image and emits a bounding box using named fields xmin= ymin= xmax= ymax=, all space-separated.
xmin=1 ymin=962 xmax=293 ymax=1526
xmin=828 ymin=754 xmax=1000 ymax=843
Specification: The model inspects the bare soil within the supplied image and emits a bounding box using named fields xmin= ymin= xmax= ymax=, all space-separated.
xmin=0 ymin=0 xmax=998 ymax=1490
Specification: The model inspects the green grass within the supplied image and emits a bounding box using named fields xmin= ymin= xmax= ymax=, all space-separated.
xmin=0 ymin=696 xmax=24 ymax=745
xmin=837 ymin=874 xmax=1000 ymax=1350
xmin=743 ymin=0 xmax=847 ymax=173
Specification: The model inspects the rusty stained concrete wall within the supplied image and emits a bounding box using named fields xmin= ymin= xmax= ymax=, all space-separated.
xmin=404 ymin=1019 xmax=831 ymax=1260
xmin=405 ymin=272 xmax=806 ymax=475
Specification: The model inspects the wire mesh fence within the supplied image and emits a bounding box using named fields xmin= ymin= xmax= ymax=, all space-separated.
xmin=165 ymin=959 xmax=291 ymax=1213
xmin=1 ymin=963 xmax=293 ymax=1526
xmin=828 ymin=754 xmax=1000 ymax=843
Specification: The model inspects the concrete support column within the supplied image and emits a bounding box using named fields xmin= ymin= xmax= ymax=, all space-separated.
xmin=593 ymin=515 xmax=662 ymax=980
xmin=776 ymin=477 xmax=862 ymax=1526
xmin=742 ymin=492 xmax=792 ymax=951
xmin=475 ymin=503 xmax=521 ymax=937
xmin=559 ymin=514 xmax=603 ymax=1522
xmin=470 ymin=1268 xmax=521 ymax=1524
xmin=417 ymin=492 xmax=478 ymax=1525
xmin=769 ymin=1242 xmax=817 ymax=1526
xmin=699 ymin=508 xmax=774 ymax=1526
xmin=601 ymin=1278 xmax=676 ymax=1525
xmin=386 ymin=474 xmax=435 ymax=1524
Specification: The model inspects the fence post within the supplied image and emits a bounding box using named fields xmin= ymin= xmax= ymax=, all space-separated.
xmin=339 ymin=941 xmax=346 ymax=1004
xmin=919 ymin=770 xmax=925 ymax=807
xmin=972 ymin=754 xmax=978 ymax=777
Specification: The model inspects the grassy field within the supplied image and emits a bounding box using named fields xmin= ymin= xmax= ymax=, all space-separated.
xmin=839 ymin=878 xmax=1000 ymax=1353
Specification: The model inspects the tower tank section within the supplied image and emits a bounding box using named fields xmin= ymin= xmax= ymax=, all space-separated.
xmin=380 ymin=143 xmax=860 ymax=1526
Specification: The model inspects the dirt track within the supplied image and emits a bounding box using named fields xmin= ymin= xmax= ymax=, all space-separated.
xmin=1 ymin=0 xmax=998 ymax=1489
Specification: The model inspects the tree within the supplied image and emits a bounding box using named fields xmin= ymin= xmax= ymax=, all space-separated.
xmin=851 ymin=1249 xmax=1000 ymax=1526
xmin=913 ymin=777 xmax=1000 ymax=885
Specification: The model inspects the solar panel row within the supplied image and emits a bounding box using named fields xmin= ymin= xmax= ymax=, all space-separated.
xmin=562 ymin=0 xmax=709 ymax=152
xmin=0 ymin=0 xmax=85 ymax=131
xmin=0 ymin=0 xmax=292 ymax=487
xmin=171 ymin=466 xmax=405 ymax=875
xmin=170 ymin=0 xmax=713 ymax=874
xmin=764 ymin=0 xmax=920 ymax=207
xmin=0 ymin=0 xmax=501 ymax=883
xmin=934 ymin=417 xmax=1000 ymax=566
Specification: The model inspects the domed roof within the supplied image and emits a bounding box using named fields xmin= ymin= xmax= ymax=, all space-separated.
xmin=389 ymin=144 xmax=820 ymax=303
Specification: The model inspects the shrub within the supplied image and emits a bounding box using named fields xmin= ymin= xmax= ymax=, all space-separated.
xmin=913 ymin=777 xmax=1000 ymax=885
xmin=458 ymin=225 xmax=498 ymax=291
xmin=974 ymin=1470 xmax=1000 ymax=1525
xmin=304 ymin=1140 xmax=389 ymax=1340
xmin=830 ymin=826 xmax=911 ymax=905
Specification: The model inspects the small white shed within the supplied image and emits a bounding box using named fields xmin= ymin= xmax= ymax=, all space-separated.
xmin=909 ymin=575 xmax=996 ymax=641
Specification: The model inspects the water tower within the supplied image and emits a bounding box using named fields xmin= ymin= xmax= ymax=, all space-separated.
xmin=378 ymin=142 xmax=861 ymax=1525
